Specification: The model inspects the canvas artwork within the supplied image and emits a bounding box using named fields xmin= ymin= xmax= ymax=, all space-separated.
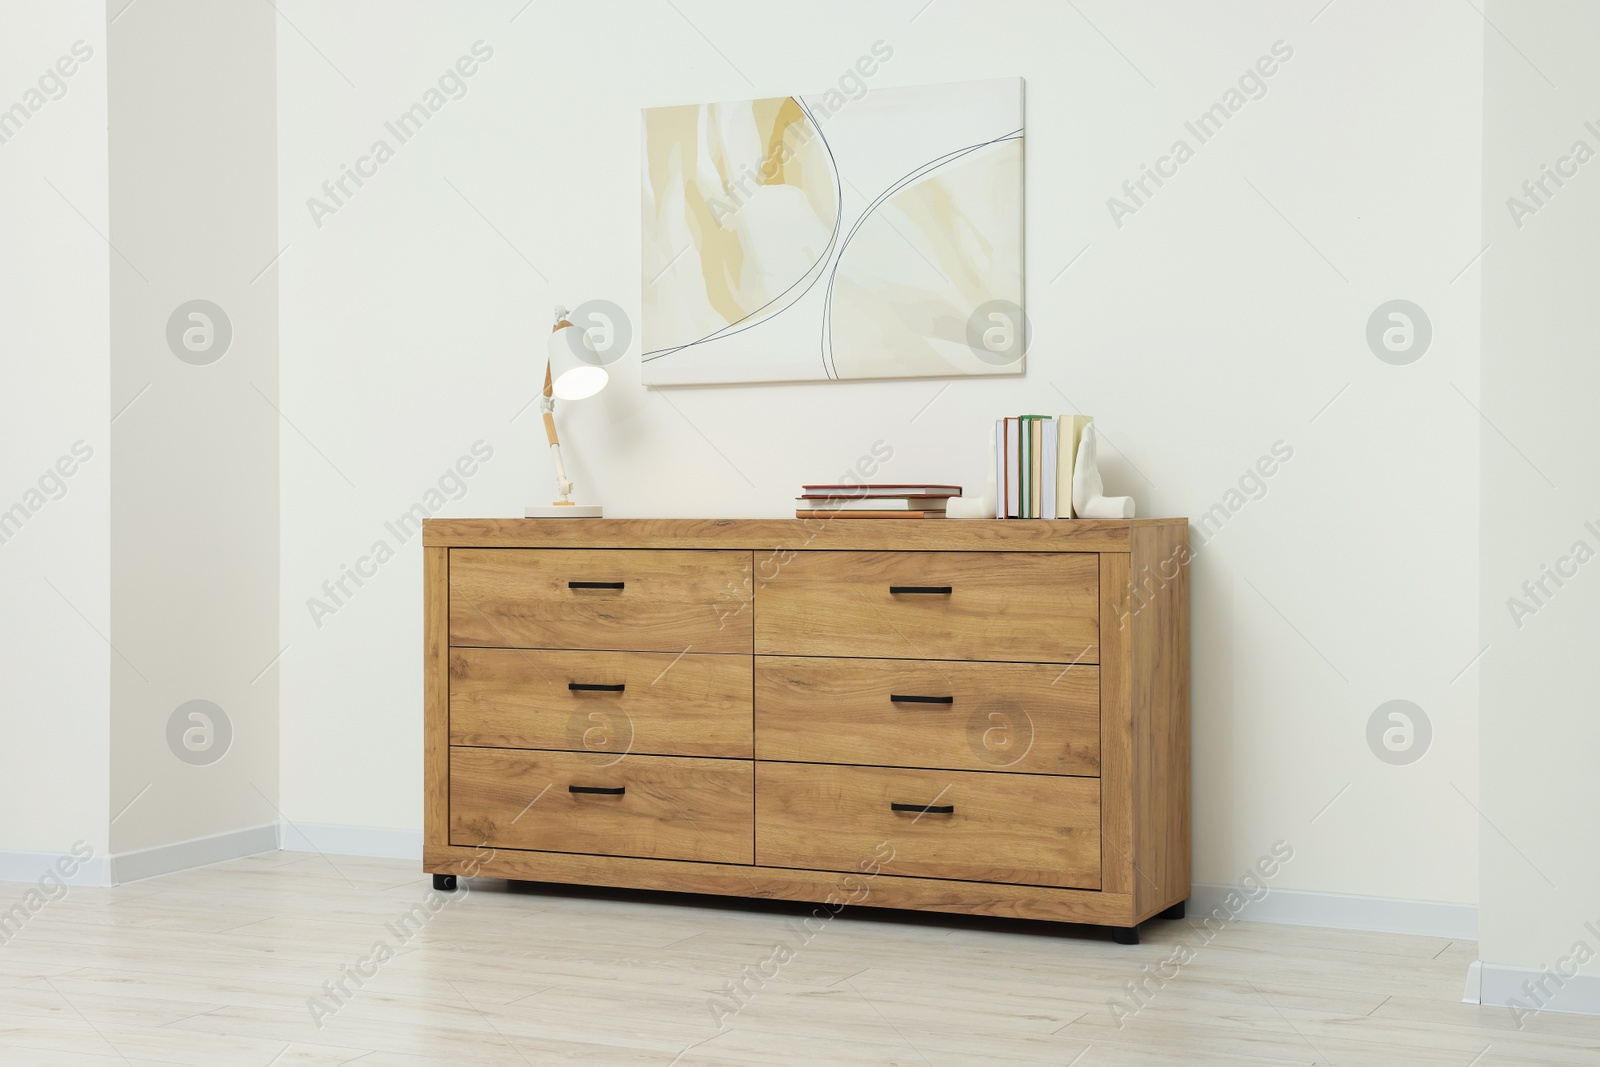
xmin=641 ymin=77 xmax=1024 ymax=385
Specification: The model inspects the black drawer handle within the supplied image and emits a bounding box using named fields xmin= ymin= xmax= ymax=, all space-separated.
xmin=889 ymin=585 xmax=952 ymax=595
xmin=889 ymin=694 xmax=954 ymax=705
xmin=569 ymin=785 xmax=625 ymax=795
xmin=568 ymin=683 xmax=626 ymax=693
xmin=891 ymin=802 xmax=954 ymax=815
xmin=569 ymin=581 xmax=624 ymax=590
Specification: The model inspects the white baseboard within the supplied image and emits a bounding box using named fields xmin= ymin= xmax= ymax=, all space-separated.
xmin=0 ymin=849 xmax=109 ymax=888
xmin=3 ymin=823 xmax=417 ymax=889
xmin=109 ymin=823 xmax=281 ymax=884
xmin=2 ymin=825 xmax=280 ymax=888
xmin=1188 ymin=883 xmax=1478 ymax=939
xmin=280 ymin=821 xmax=421 ymax=860
xmin=1469 ymin=961 xmax=1600 ymax=1018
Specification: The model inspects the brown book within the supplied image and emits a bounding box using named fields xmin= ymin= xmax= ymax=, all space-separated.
xmin=794 ymin=510 xmax=947 ymax=519
xmin=800 ymin=483 xmax=961 ymax=496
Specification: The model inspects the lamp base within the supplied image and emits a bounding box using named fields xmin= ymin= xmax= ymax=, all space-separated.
xmin=525 ymin=504 xmax=603 ymax=518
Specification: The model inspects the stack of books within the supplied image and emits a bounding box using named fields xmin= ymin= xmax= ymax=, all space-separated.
xmin=995 ymin=415 xmax=1093 ymax=519
xmin=796 ymin=484 xmax=962 ymax=519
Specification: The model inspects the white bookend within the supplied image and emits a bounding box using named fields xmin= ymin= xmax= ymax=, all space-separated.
xmin=1055 ymin=414 xmax=1094 ymax=518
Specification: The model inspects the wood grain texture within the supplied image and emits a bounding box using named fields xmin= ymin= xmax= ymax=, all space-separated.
xmin=1098 ymin=552 xmax=1135 ymax=899
xmin=754 ymin=551 xmax=1099 ymax=663
xmin=449 ymin=748 xmax=754 ymax=864
xmin=1130 ymin=522 xmax=1192 ymax=921
xmin=451 ymin=647 xmax=752 ymax=758
xmin=755 ymin=656 xmax=1099 ymax=776
xmin=425 ymin=520 xmax=1191 ymax=932
xmin=32 ymin=854 xmax=1592 ymax=1067
xmin=447 ymin=548 xmax=752 ymax=654
xmin=424 ymin=844 xmax=1133 ymax=924
xmin=1163 ymin=524 xmax=1193 ymax=910
xmin=424 ymin=516 xmax=1186 ymax=553
xmin=754 ymin=762 xmax=1101 ymax=889
xmin=424 ymin=546 xmax=450 ymax=850
xmin=1128 ymin=527 xmax=1164 ymax=917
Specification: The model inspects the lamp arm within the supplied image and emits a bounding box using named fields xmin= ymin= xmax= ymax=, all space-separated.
xmin=541 ymin=360 xmax=574 ymax=502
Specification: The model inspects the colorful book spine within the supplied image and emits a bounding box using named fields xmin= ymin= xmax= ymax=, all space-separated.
xmin=994 ymin=420 xmax=1006 ymax=519
xmin=993 ymin=414 xmax=1094 ymax=520
xmin=1042 ymin=418 xmax=1058 ymax=519
xmin=1031 ymin=418 xmax=1043 ymax=517
xmin=1019 ymin=416 xmax=1031 ymax=519
xmin=1017 ymin=416 xmax=1048 ymax=518
xmin=1004 ymin=417 xmax=1020 ymax=518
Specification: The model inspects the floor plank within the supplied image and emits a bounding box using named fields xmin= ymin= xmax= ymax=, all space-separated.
xmin=0 ymin=855 xmax=1595 ymax=1065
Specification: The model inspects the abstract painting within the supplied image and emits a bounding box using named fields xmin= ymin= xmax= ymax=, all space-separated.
xmin=641 ymin=77 xmax=1024 ymax=384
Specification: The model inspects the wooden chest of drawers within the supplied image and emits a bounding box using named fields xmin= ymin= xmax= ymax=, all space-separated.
xmin=423 ymin=518 xmax=1189 ymax=941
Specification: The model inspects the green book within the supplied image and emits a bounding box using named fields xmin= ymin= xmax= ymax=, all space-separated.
xmin=1018 ymin=416 xmax=1030 ymax=518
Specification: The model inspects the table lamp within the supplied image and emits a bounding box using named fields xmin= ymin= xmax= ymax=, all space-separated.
xmin=526 ymin=305 xmax=608 ymax=518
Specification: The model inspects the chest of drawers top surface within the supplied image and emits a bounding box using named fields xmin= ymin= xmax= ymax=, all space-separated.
xmin=425 ymin=516 xmax=1185 ymax=552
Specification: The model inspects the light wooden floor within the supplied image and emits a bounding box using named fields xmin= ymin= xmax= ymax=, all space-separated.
xmin=1 ymin=853 xmax=1596 ymax=1065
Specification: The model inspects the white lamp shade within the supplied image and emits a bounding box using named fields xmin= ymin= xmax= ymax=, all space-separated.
xmin=548 ymin=321 xmax=609 ymax=400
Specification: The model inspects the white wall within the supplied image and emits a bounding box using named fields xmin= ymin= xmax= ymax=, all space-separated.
xmin=0 ymin=0 xmax=281 ymax=883
xmin=276 ymin=0 xmax=1484 ymax=913
xmin=0 ymin=2 xmax=110 ymax=864
xmin=1477 ymin=0 xmax=1600 ymax=1012
xmin=107 ymin=0 xmax=280 ymax=861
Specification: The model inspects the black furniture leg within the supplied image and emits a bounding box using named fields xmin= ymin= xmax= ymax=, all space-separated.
xmin=1111 ymin=925 xmax=1139 ymax=945
xmin=432 ymin=873 xmax=457 ymax=891
xmin=1160 ymin=900 xmax=1186 ymax=920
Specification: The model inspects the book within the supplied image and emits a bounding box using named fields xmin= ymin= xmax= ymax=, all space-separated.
xmin=1018 ymin=416 xmax=1029 ymax=518
xmin=1016 ymin=415 xmax=1050 ymax=518
xmin=1005 ymin=417 xmax=1020 ymax=518
xmin=994 ymin=419 xmax=1005 ymax=519
xmin=797 ymin=496 xmax=950 ymax=511
xmin=1041 ymin=418 xmax=1059 ymax=519
xmin=990 ymin=415 xmax=1072 ymax=519
xmin=795 ymin=509 xmax=947 ymax=519
xmin=1030 ymin=417 xmax=1044 ymax=517
xmin=1055 ymin=415 xmax=1094 ymax=519
xmin=801 ymin=484 xmax=962 ymax=497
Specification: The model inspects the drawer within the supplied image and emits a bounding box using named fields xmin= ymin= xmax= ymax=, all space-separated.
xmin=755 ymin=762 xmax=1100 ymax=889
xmin=450 ymin=748 xmax=753 ymax=863
xmin=755 ymin=657 xmax=1098 ymax=775
xmin=754 ymin=552 xmax=1097 ymax=663
xmin=448 ymin=548 xmax=751 ymax=654
xmin=451 ymin=648 xmax=753 ymax=759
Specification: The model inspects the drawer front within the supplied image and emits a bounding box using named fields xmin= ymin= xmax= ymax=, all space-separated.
xmin=450 ymin=748 xmax=753 ymax=864
xmin=451 ymin=648 xmax=753 ymax=759
xmin=755 ymin=762 xmax=1100 ymax=888
xmin=755 ymin=657 xmax=1098 ymax=775
xmin=448 ymin=548 xmax=751 ymax=654
xmin=754 ymin=552 xmax=1098 ymax=663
